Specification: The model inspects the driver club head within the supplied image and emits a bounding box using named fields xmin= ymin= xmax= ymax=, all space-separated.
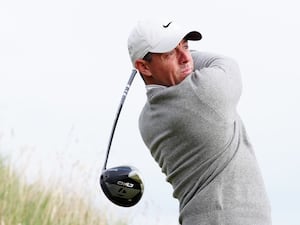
xmin=100 ymin=165 xmax=144 ymax=207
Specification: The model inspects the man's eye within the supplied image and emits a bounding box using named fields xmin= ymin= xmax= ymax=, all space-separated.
xmin=161 ymin=51 xmax=174 ymax=59
xmin=166 ymin=50 xmax=175 ymax=56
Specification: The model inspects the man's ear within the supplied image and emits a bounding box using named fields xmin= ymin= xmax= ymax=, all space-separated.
xmin=135 ymin=59 xmax=152 ymax=77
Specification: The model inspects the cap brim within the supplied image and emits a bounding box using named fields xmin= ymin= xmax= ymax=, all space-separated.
xmin=149 ymin=30 xmax=202 ymax=54
xmin=185 ymin=31 xmax=202 ymax=41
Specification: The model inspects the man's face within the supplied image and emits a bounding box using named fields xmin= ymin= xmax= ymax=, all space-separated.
xmin=145 ymin=39 xmax=194 ymax=86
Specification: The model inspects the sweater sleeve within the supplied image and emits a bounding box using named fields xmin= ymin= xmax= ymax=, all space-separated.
xmin=190 ymin=51 xmax=243 ymax=121
xmin=191 ymin=50 xmax=240 ymax=77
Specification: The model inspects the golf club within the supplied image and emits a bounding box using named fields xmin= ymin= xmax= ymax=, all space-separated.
xmin=100 ymin=69 xmax=144 ymax=207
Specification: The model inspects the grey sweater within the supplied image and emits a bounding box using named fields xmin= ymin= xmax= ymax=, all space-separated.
xmin=139 ymin=51 xmax=272 ymax=225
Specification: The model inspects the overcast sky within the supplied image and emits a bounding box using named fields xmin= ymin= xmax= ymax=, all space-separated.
xmin=0 ymin=0 xmax=299 ymax=224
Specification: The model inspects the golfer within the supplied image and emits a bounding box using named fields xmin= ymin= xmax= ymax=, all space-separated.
xmin=127 ymin=19 xmax=272 ymax=225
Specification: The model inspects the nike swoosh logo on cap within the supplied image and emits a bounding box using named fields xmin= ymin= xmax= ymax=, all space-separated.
xmin=163 ymin=22 xmax=172 ymax=28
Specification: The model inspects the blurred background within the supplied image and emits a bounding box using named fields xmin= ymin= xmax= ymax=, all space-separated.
xmin=0 ymin=0 xmax=299 ymax=224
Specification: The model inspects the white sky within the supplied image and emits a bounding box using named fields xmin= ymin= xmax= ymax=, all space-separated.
xmin=0 ymin=0 xmax=299 ymax=224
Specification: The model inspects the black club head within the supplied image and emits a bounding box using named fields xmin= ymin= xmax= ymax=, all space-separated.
xmin=100 ymin=165 xmax=144 ymax=207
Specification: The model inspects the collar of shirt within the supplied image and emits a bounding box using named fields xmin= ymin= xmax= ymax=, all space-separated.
xmin=146 ymin=84 xmax=166 ymax=91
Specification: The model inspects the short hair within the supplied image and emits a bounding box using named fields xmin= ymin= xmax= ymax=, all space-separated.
xmin=143 ymin=52 xmax=152 ymax=62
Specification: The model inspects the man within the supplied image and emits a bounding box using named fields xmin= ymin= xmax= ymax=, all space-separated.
xmin=127 ymin=19 xmax=272 ymax=225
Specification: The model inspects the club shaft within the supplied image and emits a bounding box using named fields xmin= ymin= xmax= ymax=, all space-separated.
xmin=103 ymin=69 xmax=137 ymax=170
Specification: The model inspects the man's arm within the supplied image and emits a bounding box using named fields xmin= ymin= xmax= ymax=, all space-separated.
xmin=190 ymin=50 xmax=243 ymax=120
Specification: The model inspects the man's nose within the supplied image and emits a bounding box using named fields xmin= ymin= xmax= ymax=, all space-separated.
xmin=176 ymin=47 xmax=189 ymax=64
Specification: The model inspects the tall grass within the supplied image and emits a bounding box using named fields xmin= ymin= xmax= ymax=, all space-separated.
xmin=0 ymin=158 xmax=127 ymax=225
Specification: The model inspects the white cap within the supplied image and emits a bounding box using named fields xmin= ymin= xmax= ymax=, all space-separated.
xmin=127 ymin=19 xmax=202 ymax=66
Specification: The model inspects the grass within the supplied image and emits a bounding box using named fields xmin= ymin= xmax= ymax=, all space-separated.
xmin=0 ymin=157 xmax=127 ymax=225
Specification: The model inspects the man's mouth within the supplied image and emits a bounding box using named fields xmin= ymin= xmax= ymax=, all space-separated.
xmin=181 ymin=65 xmax=192 ymax=76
